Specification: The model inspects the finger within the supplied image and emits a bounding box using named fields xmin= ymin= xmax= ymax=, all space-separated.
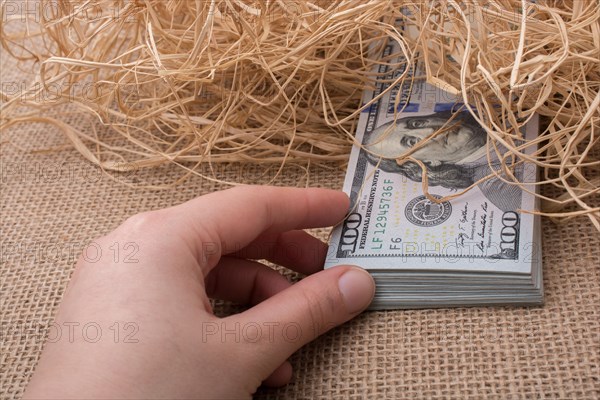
xmin=232 ymin=266 xmax=375 ymax=374
xmin=262 ymin=361 xmax=293 ymax=387
xmin=205 ymin=257 xmax=291 ymax=305
xmin=166 ymin=186 xmax=349 ymax=271
xmin=230 ymin=230 xmax=329 ymax=275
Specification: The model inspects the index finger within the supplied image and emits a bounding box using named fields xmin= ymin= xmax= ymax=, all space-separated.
xmin=166 ymin=185 xmax=349 ymax=271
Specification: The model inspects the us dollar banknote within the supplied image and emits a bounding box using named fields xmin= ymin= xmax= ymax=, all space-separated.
xmin=325 ymin=20 xmax=540 ymax=280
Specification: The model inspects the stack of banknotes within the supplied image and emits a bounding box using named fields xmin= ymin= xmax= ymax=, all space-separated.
xmin=325 ymin=17 xmax=543 ymax=310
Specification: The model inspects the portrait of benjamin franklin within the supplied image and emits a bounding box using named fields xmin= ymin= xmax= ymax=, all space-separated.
xmin=364 ymin=111 xmax=523 ymax=212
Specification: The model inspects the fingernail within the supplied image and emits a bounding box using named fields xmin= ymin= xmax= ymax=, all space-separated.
xmin=338 ymin=267 xmax=375 ymax=314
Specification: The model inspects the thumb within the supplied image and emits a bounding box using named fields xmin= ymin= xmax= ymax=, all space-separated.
xmin=233 ymin=265 xmax=375 ymax=373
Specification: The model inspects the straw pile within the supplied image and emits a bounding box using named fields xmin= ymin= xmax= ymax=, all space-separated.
xmin=1 ymin=0 xmax=599 ymax=228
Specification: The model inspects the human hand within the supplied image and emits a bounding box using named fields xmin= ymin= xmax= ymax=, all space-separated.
xmin=24 ymin=186 xmax=375 ymax=399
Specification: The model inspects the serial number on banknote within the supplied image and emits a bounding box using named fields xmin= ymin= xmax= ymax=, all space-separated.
xmin=370 ymin=179 xmax=394 ymax=250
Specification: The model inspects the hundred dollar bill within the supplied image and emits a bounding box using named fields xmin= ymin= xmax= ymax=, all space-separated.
xmin=325 ymin=19 xmax=541 ymax=286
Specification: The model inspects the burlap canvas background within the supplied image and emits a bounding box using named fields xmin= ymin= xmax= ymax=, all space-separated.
xmin=1 ymin=40 xmax=599 ymax=399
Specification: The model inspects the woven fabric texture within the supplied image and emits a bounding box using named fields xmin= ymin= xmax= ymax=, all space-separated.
xmin=1 ymin=52 xmax=599 ymax=400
